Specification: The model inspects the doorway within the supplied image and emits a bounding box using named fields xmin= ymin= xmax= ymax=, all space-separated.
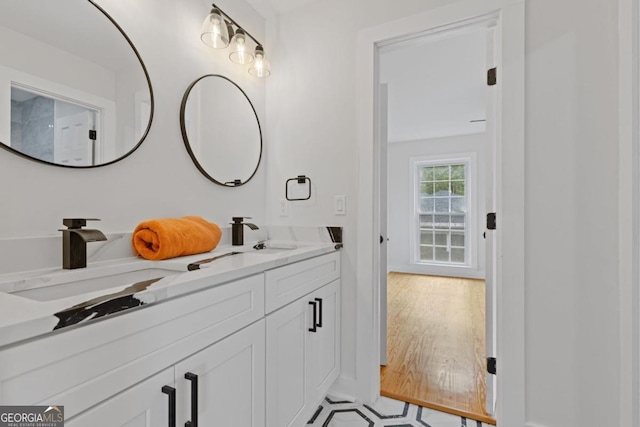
xmin=354 ymin=1 xmax=525 ymax=425
xmin=10 ymin=85 xmax=100 ymax=166
xmin=376 ymin=23 xmax=494 ymax=424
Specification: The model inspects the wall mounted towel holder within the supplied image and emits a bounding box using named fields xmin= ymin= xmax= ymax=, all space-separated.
xmin=286 ymin=175 xmax=311 ymax=201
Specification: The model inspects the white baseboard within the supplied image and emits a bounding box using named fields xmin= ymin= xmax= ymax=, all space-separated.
xmin=525 ymin=423 xmax=549 ymax=427
xmin=328 ymin=375 xmax=358 ymax=402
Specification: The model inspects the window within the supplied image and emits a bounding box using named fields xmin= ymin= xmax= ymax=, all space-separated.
xmin=416 ymin=161 xmax=469 ymax=265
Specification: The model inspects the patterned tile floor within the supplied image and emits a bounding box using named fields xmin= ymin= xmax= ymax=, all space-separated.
xmin=307 ymin=396 xmax=493 ymax=427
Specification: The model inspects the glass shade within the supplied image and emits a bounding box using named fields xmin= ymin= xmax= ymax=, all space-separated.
xmin=200 ymin=9 xmax=229 ymax=48
xmin=248 ymin=48 xmax=271 ymax=78
xmin=229 ymin=29 xmax=254 ymax=64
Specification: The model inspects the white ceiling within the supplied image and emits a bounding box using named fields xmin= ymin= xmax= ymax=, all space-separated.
xmin=252 ymin=0 xmax=323 ymax=15
xmin=379 ymin=27 xmax=488 ymax=142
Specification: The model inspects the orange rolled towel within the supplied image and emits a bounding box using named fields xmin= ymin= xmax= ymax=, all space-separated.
xmin=132 ymin=216 xmax=222 ymax=260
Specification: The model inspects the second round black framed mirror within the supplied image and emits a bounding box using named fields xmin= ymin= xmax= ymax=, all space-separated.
xmin=180 ymin=75 xmax=262 ymax=187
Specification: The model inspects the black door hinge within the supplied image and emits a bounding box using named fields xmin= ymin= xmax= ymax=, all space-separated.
xmin=487 ymin=67 xmax=497 ymax=86
xmin=487 ymin=357 xmax=496 ymax=375
xmin=487 ymin=212 xmax=496 ymax=230
xmin=89 ymin=130 xmax=97 ymax=140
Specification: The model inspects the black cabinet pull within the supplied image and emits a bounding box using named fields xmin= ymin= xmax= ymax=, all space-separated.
xmin=309 ymin=301 xmax=318 ymax=332
xmin=161 ymin=385 xmax=176 ymax=427
xmin=184 ymin=372 xmax=198 ymax=427
xmin=314 ymin=297 xmax=323 ymax=328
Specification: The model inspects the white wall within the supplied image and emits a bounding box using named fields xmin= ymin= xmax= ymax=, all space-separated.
xmin=264 ymin=0 xmax=621 ymax=426
xmin=0 ymin=0 xmax=266 ymax=257
xmin=387 ymin=133 xmax=486 ymax=279
xmin=525 ymin=1 xmax=619 ymax=426
xmin=264 ymin=0 xmax=456 ymax=393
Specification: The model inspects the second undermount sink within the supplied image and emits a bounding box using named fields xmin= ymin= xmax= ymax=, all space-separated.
xmin=1 ymin=267 xmax=183 ymax=302
xmin=251 ymin=247 xmax=297 ymax=254
xmin=186 ymin=245 xmax=300 ymax=270
xmin=250 ymin=243 xmax=303 ymax=255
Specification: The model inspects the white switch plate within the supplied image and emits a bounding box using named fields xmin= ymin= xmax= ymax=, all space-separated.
xmin=334 ymin=195 xmax=346 ymax=215
xmin=279 ymin=199 xmax=289 ymax=217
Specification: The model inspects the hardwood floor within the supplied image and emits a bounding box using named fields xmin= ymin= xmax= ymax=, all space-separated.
xmin=380 ymin=272 xmax=495 ymax=425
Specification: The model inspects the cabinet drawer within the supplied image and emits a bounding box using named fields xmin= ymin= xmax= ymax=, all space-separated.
xmin=265 ymin=252 xmax=340 ymax=313
xmin=0 ymin=274 xmax=264 ymax=419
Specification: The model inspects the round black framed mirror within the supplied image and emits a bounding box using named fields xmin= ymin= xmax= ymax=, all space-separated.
xmin=0 ymin=0 xmax=154 ymax=168
xmin=180 ymin=75 xmax=262 ymax=187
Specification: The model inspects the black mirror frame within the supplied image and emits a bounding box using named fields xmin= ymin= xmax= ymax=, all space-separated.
xmin=179 ymin=74 xmax=263 ymax=187
xmin=0 ymin=0 xmax=155 ymax=169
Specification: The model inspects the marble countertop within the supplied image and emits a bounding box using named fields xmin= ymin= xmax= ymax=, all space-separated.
xmin=0 ymin=240 xmax=340 ymax=348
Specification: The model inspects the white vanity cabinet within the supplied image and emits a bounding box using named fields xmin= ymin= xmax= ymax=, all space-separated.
xmin=0 ymin=274 xmax=265 ymax=425
xmin=0 ymin=250 xmax=341 ymax=427
xmin=265 ymin=252 xmax=341 ymax=427
xmin=66 ymin=320 xmax=266 ymax=427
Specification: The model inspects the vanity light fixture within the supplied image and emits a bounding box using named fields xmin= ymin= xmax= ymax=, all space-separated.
xmin=200 ymin=3 xmax=271 ymax=77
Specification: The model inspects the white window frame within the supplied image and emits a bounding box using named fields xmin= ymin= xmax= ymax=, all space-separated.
xmin=409 ymin=153 xmax=478 ymax=274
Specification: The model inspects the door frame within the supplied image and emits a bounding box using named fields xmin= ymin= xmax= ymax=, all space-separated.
xmin=618 ymin=0 xmax=640 ymax=425
xmin=378 ymin=83 xmax=388 ymax=366
xmin=355 ymin=0 xmax=525 ymax=425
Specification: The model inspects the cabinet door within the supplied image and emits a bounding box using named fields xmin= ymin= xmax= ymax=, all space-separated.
xmin=175 ymin=319 xmax=265 ymax=427
xmin=307 ymin=279 xmax=341 ymax=403
xmin=266 ymin=297 xmax=312 ymax=427
xmin=66 ymin=368 xmax=175 ymax=427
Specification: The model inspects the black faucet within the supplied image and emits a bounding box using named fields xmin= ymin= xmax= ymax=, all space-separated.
xmin=59 ymin=218 xmax=108 ymax=269
xmin=231 ymin=217 xmax=259 ymax=246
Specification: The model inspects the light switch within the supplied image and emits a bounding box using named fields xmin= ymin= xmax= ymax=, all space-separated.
xmin=334 ymin=195 xmax=346 ymax=215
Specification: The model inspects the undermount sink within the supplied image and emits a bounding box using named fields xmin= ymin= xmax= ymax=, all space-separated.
xmin=2 ymin=267 xmax=182 ymax=302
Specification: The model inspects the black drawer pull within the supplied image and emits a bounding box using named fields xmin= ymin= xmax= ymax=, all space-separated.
xmin=185 ymin=372 xmax=198 ymax=427
xmin=161 ymin=385 xmax=176 ymax=427
xmin=315 ymin=297 xmax=323 ymax=328
xmin=309 ymin=301 xmax=318 ymax=332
